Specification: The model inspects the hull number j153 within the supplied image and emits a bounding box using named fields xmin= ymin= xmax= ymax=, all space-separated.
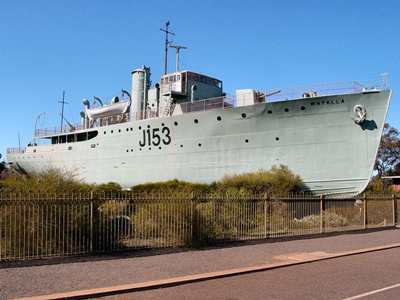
xmin=139 ymin=126 xmax=171 ymax=147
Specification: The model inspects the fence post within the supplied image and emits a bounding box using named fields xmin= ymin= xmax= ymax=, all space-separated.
xmin=269 ymin=195 xmax=273 ymax=238
xmin=90 ymin=191 xmax=93 ymax=253
xmin=191 ymin=199 xmax=194 ymax=245
xmin=320 ymin=195 xmax=325 ymax=234
xmin=264 ymin=194 xmax=268 ymax=239
xmin=363 ymin=194 xmax=367 ymax=229
xmin=393 ymin=194 xmax=397 ymax=227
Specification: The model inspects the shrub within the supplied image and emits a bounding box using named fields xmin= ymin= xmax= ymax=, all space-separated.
xmin=130 ymin=179 xmax=210 ymax=196
xmin=366 ymin=177 xmax=385 ymax=193
xmin=215 ymin=165 xmax=304 ymax=196
xmin=132 ymin=201 xmax=193 ymax=246
xmin=0 ymin=169 xmax=92 ymax=194
xmin=94 ymin=182 xmax=122 ymax=194
xmin=293 ymin=211 xmax=348 ymax=228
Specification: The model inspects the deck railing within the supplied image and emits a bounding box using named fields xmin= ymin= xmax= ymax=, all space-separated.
xmin=32 ymin=75 xmax=389 ymax=138
xmin=0 ymin=193 xmax=398 ymax=262
xmin=265 ymin=75 xmax=389 ymax=102
xmin=6 ymin=148 xmax=25 ymax=154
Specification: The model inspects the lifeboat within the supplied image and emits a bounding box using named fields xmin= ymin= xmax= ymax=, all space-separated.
xmin=85 ymin=97 xmax=131 ymax=121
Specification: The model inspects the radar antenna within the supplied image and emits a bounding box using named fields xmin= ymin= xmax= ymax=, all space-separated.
xmin=160 ymin=21 xmax=175 ymax=75
xmin=169 ymin=43 xmax=187 ymax=71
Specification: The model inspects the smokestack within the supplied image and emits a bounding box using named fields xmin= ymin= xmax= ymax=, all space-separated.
xmin=131 ymin=66 xmax=151 ymax=120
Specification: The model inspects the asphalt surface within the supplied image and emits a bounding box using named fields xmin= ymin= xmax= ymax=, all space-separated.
xmin=101 ymin=248 xmax=400 ymax=300
xmin=1 ymin=228 xmax=399 ymax=299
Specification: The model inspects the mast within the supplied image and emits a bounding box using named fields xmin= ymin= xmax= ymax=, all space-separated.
xmin=169 ymin=44 xmax=187 ymax=71
xmin=58 ymin=90 xmax=68 ymax=132
xmin=160 ymin=21 xmax=175 ymax=75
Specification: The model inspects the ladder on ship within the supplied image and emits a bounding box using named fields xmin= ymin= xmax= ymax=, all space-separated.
xmin=162 ymin=96 xmax=175 ymax=117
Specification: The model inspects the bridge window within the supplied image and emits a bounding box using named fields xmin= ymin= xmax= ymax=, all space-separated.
xmin=51 ymin=130 xmax=98 ymax=145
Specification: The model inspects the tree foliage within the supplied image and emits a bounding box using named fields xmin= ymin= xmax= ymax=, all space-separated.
xmin=374 ymin=123 xmax=400 ymax=177
xmin=0 ymin=162 xmax=5 ymax=174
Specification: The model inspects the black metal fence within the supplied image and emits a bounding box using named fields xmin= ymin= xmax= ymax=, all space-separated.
xmin=0 ymin=193 xmax=398 ymax=261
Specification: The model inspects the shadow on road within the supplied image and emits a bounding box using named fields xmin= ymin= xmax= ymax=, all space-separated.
xmin=0 ymin=227 xmax=395 ymax=270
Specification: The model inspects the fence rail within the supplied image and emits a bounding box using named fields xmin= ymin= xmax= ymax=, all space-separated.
xmin=0 ymin=193 xmax=398 ymax=262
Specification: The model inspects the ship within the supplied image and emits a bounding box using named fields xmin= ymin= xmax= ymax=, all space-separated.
xmin=6 ymin=24 xmax=392 ymax=195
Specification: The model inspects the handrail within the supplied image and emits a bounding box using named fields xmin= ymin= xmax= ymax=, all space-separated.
xmin=7 ymin=147 xmax=25 ymax=154
xmin=33 ymin=76 xmax=389 ymax=138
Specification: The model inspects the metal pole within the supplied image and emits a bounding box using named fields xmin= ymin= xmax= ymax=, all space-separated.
xmin=363 ymin=194 xmax=367 ymax=229
xmin=34 ymin=112 xmax=45 ymax=144
xmin=320 ymin=195 xmax=325 ymax=234
xmin=264 ymin=197 xmax=267 ymax=239
xmin=392 ymin=194 xmax=397 ymax=226
xmin=90 ymin=199 xmax=93 ymax=253
xmin=160 ymin=21 xmax=174 ymax=75
xmin=60 ymin=91 xmax=65 ymax=131
xmin=58 ymin=91 xmax=69 ymax=132
xmin=164 ymin=24 xmax=168 ymax=75
xmin=176 ymin=48 xmax=179 ymax=72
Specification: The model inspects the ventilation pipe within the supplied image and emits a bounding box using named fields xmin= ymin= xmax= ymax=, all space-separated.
xmin=80 ymin=112 xmax=86 ymax=129
xmin=93 ymin=96 xmax=103 ymax=107
xmin=82 ymin=99 xmax=90 ymax=129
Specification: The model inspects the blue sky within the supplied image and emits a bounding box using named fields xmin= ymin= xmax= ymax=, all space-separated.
xmin=0 ymin=0 xmax=399 ymax=158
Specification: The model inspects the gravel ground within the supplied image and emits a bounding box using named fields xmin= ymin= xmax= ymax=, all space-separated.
xmin=1 ymin=228 xmax=399 ymax=299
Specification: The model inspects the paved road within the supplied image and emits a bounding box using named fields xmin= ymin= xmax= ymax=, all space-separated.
xmin=1 ymin=229 xmax=399 ymax=299
xmin=101 ymin=248 xmax=400 ymax=300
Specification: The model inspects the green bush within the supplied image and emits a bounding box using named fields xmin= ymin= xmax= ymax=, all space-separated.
xmin=94 ymin=182 xmax=122 ymax=194
xmin=0 ymin=201 xmax=92 ymax=258
xmin=214 ymin=165 xmax=304 ymax=196
xmin=131 ymin=179 xmax=210 ymax=196
xmin=0 ymin=165 xmax=304 ymax=197
xmin=0 ymin=169 xmax=92 ymax=194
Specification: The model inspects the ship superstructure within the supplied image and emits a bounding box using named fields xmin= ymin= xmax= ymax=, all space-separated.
xmin=6 ymin=25 xmax=392 ymax=195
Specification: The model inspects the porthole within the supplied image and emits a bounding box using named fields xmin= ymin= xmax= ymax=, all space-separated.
xmin=241 ymin=113 xmax=246 ymax=118
xmin=126 ymin=128 xmax=129 ymax=132
xmin=198 ymin=143 xmax=202 ymax=147
xmin=311 ymin=102 xmax=315 ymax=106
xmin=275 ymin=137 xmax=280 ymax=141
xmin=139 ymin=126 xmax=142 ymax=130
xmin=111 ymin=130 xmax=113 ymax=134
xmin=174 ymin=121 xmax=178 ymax=126
xmin=159 ymin=146 xmax=162 ymax=150
xmin=149 ymin=147 xmax=151 ymax=150
xmin=162 ymin=123 xmax=165 ymax=126
xmin=130 ymin=128 xmax=133 ymax=131
xmin=131 ymin=149 xmax=133 ymax=152
xmin=301 ymin=106 xmax=306 ymax=110
xmin=147 ymin=125 xmax=150 ymax=128
xmin=267 ymin=110 xmax=272 ymax=114
xmin=104 ymin=131 xmax=106 ymax=134
xmin=139 ymin=148 xmax=142 ymax=151
xmin=180 ymin=144 xmax=183 ymax=148
xmin=217 ymin=116 xmax=222 ymax=121
xmin=194 ymin=119 xmax=199 ymax=124
xmin=126 ymin=150 xmax=129 ymax=153
xmin=118 ymin=129 xmax=121 ymax=133
xmin=245 ymin=139 xmax=249 ymax=143
xmin=284 ymin=108 xmax=289 ymax=112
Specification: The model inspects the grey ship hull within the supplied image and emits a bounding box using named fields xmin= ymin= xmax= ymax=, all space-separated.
xmin=8 ymin=90 xmax=391 ymax=195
